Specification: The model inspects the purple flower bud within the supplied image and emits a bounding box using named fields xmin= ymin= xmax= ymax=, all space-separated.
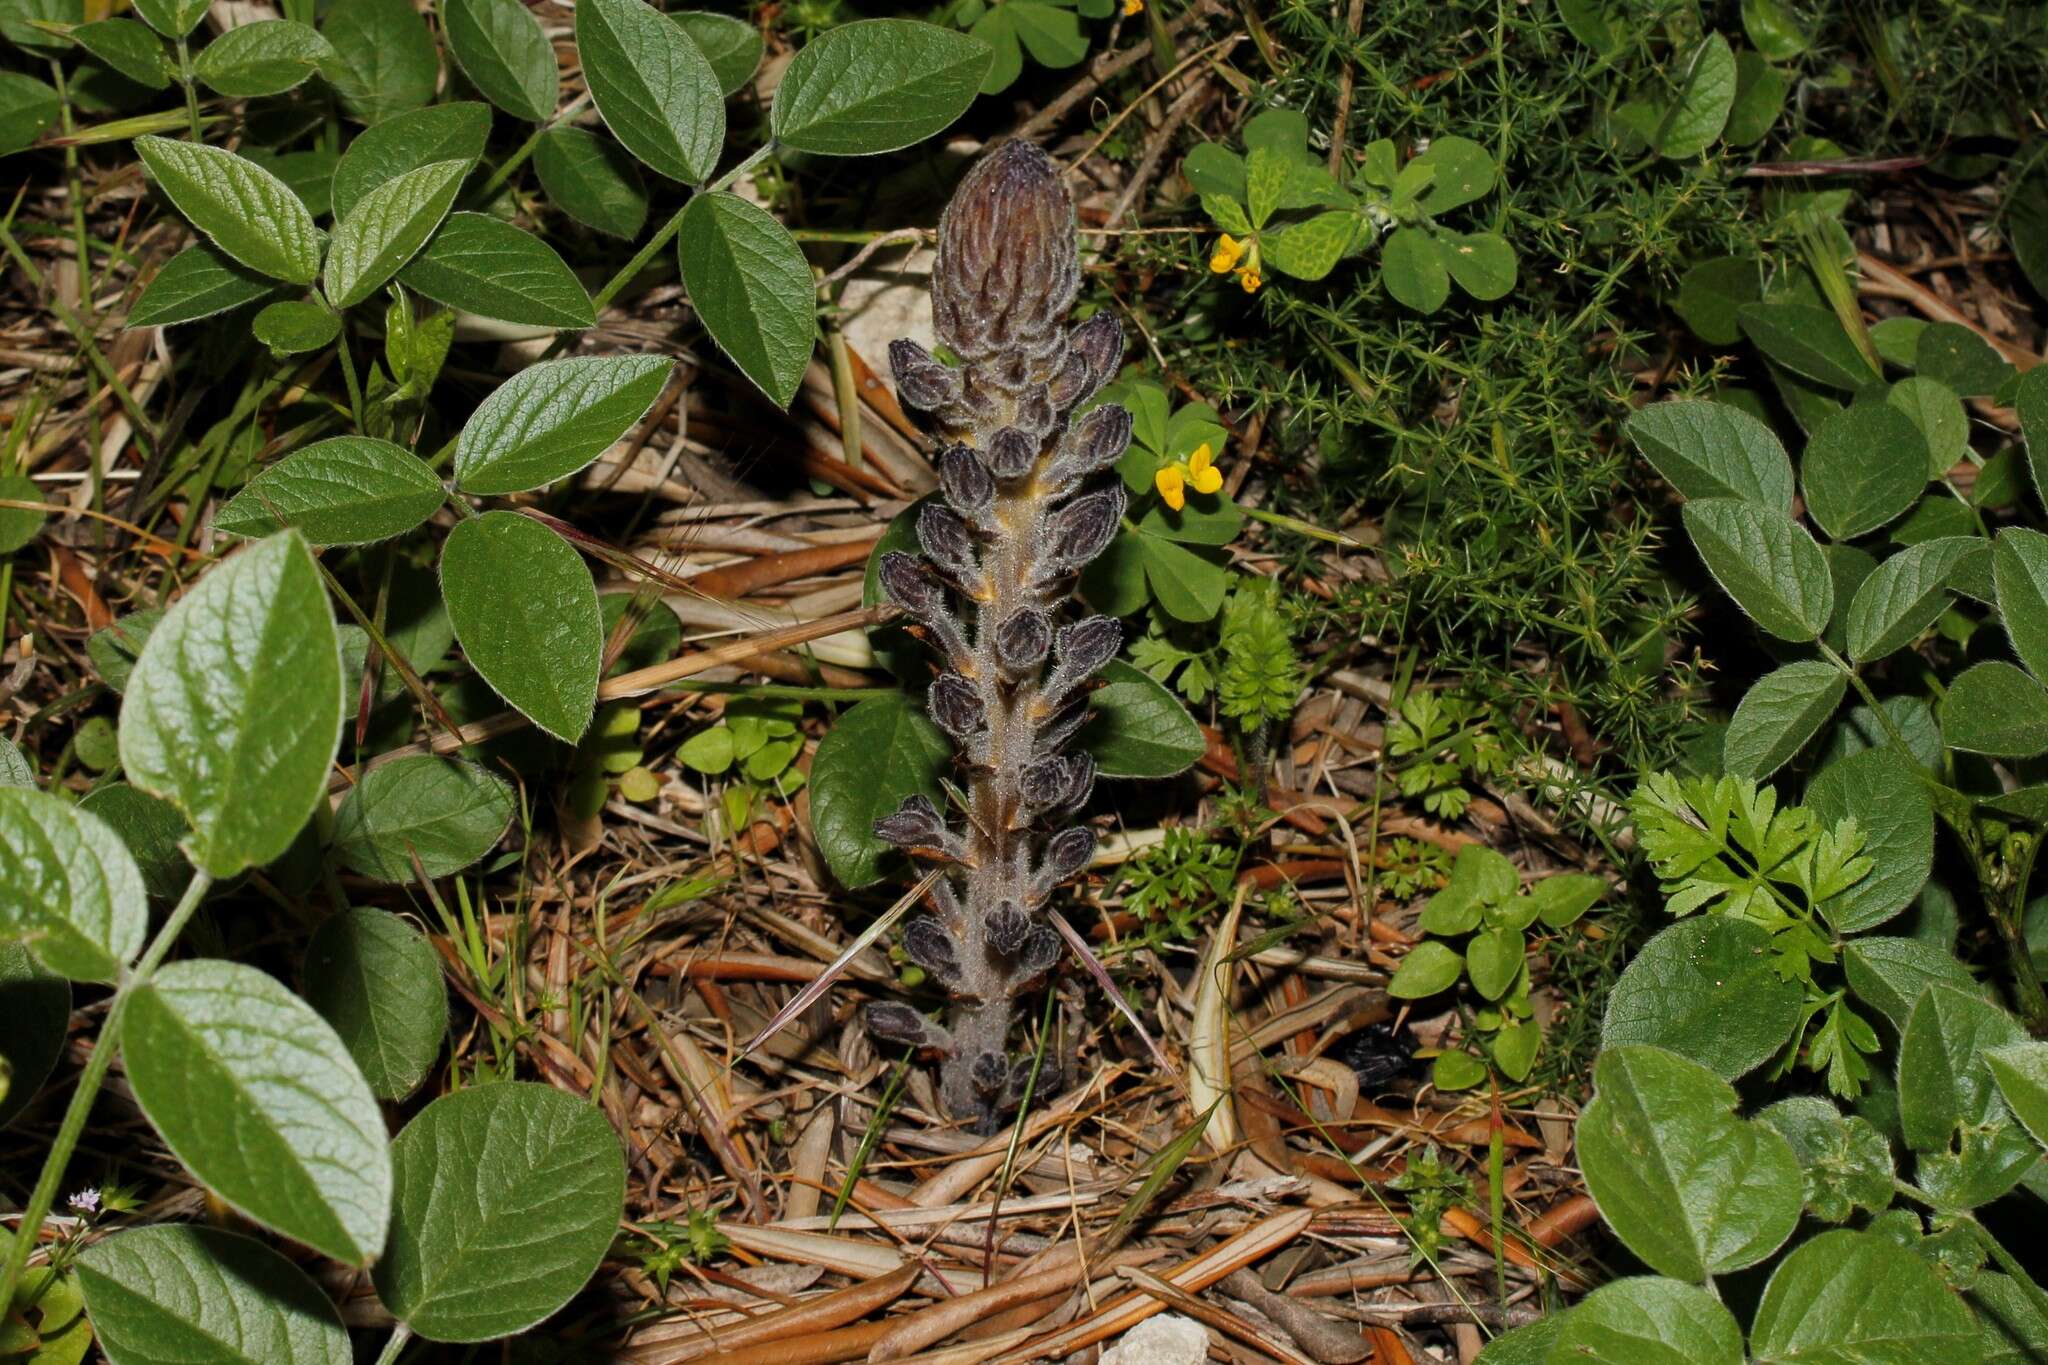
xmin=1023 ymin=753 xmax=1095 ymax=813
xmin=1069 ymin=311 xmax=1124 ymax=381
xmin=918 ymin=504 xmax=979 ymax=584
xmin=1014 ymin=386 xmax=1056 ymax=438
xmin=932 ymin=142 xmax=1078 ymax=363
xmin=904 ymin=917 xmax=964 ymax=989
xmin=867 ymin=1002 xmax=950 ymax=1052
xmin=1072 ymin=404 xmax=1133 ymax=474
xmin=879 ymin=552 xmax=946 ymax=620
xmin=938 ymin=445 xmax=995 ymax=519
xmin=1012 ymin=926 xmax=1060 ymax=982
xmin=1037 ymin=697 xmax=1091 ymax=753
xmin=994 ymin=608 xmax=1052 ymax=674
xmin=970 ymin=1050 xmax=1011 ymax=1096
xmin=1056 ymin=616 xmax=1122 ymax=677
xmin=1043 ymin=485 xmax=1124 ymax=570
xmin=987 ymin=426 xmax=1037 ymax=481
xmin=988 ymin=900 xmax=1030 ymax=954
xmin=1061 ymin=752 xmax=1097 ymax=808
xmin=1046 ymin=349 xmax=1092 ymax=410
xmin=1041 ymin=825 xmax=1096 ymax=884
xmin=889 ymin=338 xmax=960 ymax=410
xmin=928 ymin=672 xmax=986 ymax=742
xmin=875 ymin=794 xmax=947 ymax=849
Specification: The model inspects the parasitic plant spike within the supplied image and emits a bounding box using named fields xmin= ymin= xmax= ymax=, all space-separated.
xmin=861 ymin=141 xmax=1131 ymax=1130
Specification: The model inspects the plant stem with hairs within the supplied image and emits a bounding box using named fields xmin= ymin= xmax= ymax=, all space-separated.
xmin=865 ymin=142 xmax=1136 ymax=1131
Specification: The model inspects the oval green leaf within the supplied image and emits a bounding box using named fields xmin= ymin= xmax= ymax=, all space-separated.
xmin=445 ymin=0 xmax=555 ymax=122
xmin=192 ymin=19 xmax=332 ymax=98
xmin=303 ymin=908 xmax=447 ymax=1101
xmin=1602 ymin=917 xmax=1803 ymax=1079
xmin=119 ymin=531 xmax=343 ymax=878
xmin=323 ymin=158 xmax=466 ymax=310
xmin=771 ymin=19 xmax=992 ymax=156
xmin=251 ymin=299 xmax=340 ymax=356
xmin=1942 ymin=660 xmax=2048 ymax=758
xmin=318 ymin=0 xmax=439 ymax=124
xmin=373 ymin=1083 xmax=626 ymax=1342
xmin=577 ymin=0 xmax=724 ymax=184
xmin=1806 ymin=746 xmax=1933 ymax=934
xmin=1801 ymin=401 xmax=1928 ymax=541
xmin=532 ymin=125 xmax=647 ymax=239
xmin=1076 ymin=658 xmax=1205 ymax=779
xmin=398 ymin=213 xmax=595 ymax=330
xmin=331 ymin=754 xmax=515 ymax=882
xmin=1846 ymin=535 xmax=1976 ymax=664
xmin=70 ymin=19 xmax=170 ymax=89
xmin=125 ymin=958 xmax=391 ymax=1266
xmin=1388 ymin=940 xmax=1464 ymax=999
xmin=78 ymin=782 xmax=189 ymax=901
xmin=1655 ymin=32 xmax=1735 ymax=158
xmin=1722 ymin=659 xmax=1845 ymax=780
xmin=135 ymin=136 xmax=322 ymax=285
xmin=1550 ymin=1277 xmax=1744 ymax=1365
xmin=216 ymin=435 xmax=443 ymax=547
xmin=77 ymin=1225 xmax=351 ymax=1365
xmin=453 ymin=354 xmax=672 ymax=495
xmin=679 ymin=192 xmax=817 ymax=408
xmin=0 ymin=787 xmax=148 ymax=983
xmin=1577 ymin=1044 xmax=1802 ymax=1281
xmin=331 ymin=101 xmax=491 ymax=222
xmin=1842 ymin=935 xmax=1985 ymax=1031
xmin=1738 ymin=301 xmax=1877 ymax=391
xmin=1624 ymin=399 xmax=1794 ymax=511
xmin=1995 ymin=526 xmax=2048 ymax=683
xmin=440 ymin=512 xmax=602 ymax=742
xmin=809 ymin=691 xmax=952 ymax=889
xmin=1681 ymin=497 xmax=1833 ymax=642
xmin=673 ymin=10 xmax=762 ymax=96
xmin=1749 ymin=1228 xmax=1977 ymax=1363
xmin=129 ymin=243 xmax=279 ymax=328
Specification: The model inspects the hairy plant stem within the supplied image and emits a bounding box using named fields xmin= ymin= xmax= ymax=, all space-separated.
xmin=0 ymin=866 xmax=215 ymax=1308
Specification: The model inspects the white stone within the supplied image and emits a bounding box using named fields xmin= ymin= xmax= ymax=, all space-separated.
xmin=1100 ymin=1312 xmax=1210 ymax=1365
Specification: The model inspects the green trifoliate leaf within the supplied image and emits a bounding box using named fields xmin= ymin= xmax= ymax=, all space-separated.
xmin=77 ymin=1225 xmax=351 ymax=1365
xmin=134 ymin=136 xmax=323 ymax=285
xmin=771 ymin=19 xmax=992 ymax=156
xmin=303 ymin=907 xmax=448 ymax=1101
xmin=440 ymin=511 xmax=602 ymax=742
xmin=679 ymin=192 xmax=817 ymax=408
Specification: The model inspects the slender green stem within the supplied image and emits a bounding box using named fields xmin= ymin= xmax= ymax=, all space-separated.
xmin=587 ymin=143 xmax=778 ymax=316
xmin=0 ymin=867 xmax=215 ymax=1309
xmin=373 ymin=1323 xmax=413 ymax=1365
xmin=467 ymin=95 xmax=590 ymax=209
xmin=173 ymin=38 xmax=204 ymax=141
xmin=1815 ymin=640 xmax=1914 ymax=753
xmin=328 ymin=299 xmax=367 ymax=433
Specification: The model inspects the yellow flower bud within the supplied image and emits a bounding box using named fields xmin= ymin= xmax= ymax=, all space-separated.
xmin=1209 ymin=234 xmax=1245 ymax=275
xmin=1123 ymin=0 xmax=1143 ymax=13
xmin=1239 ymin=269 xmax=1262 ymax=294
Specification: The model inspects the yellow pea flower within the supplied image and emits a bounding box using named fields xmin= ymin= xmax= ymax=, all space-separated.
xmin=1155 ymin=463 xmax=1187 ymax=511
xmin=1209 ymin=233 xmax=1246 ymax=275
xmin=1155 ymin=442 xmax=1224 ymax=511
xmin=1239 ymin=269 xmax=1263 ymax=294
xmin=1123 ymin=0 xmax=1143 ymax=13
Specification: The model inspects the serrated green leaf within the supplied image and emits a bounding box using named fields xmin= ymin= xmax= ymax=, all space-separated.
xmin=125 ymin=958 xmax=391 ymax=1265
xmin=453 ymin=354 xmax=672 ymax=494
xmin=1681 ymin=498 xmax=1833 ymax=641
xmin=441 ymin=512 xmax=601 ymax=742
xmin=445 ymin=0 xmax=555 ymax=121
xmin=331 ymin=754 xmax=513 ymax=882
xmin=135 ymin=136 xmax=322 ymax=285
xmin=1722 ymin=659 xmax=1844 ymax=779
xmin=1578 ymin=1044 xmax=1802 ymax=1280
xmin=319 ymin=0 xmax=439 ymax=124
xmin=1749 ymin=1228 xmax=1977 ymax=1362
xmin=1942 ymin=660 xmax=2048 ymax=758
xmin=578 ymin=0 xmax=724 ymax=183
xmin=771 ymin=19 xmax=991 ymax=156
xmin=1076 ymin=658 xmax=1205 ymax=778
xmin=77 ymin=1225 xmax=351 ymax=1365
xmin=303 ymin=907 xmax=447 ymax=1101
xmin=672 ymin=11 xmax=762 ymax=96
xmin=330 ymin=101 xmax=490 ymax=222
xmin=1625 ymin=399 xmax=1795 ymax=511
xmin=1801 ymin=400 xmax=1927 ymax=540
xmin=532 ymin=125 xmax=648 ymax=239
xmin=374 ymin=1083 xmax=626 ymax=1342
xmin=399 ymin=213 xmax=595 ymax=330
xmin=119 ymin=531 xmax=342 ymax=878
xmin=193 ymin=19 xmax=332 ymax=98
xmin=679 ymin=192 xmax=817 ymax=408
xmin=1603 ymin=918 xmax=1803 ymax=1079
xmin=323 ymin=158 xmax=465 ymax=309
xmin=1846 ymin=535 xmax=1976 ymax=664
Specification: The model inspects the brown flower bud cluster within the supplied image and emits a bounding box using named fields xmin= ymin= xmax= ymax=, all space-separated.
xmin=869 ymin=141 xmax=1132 ymax=1130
